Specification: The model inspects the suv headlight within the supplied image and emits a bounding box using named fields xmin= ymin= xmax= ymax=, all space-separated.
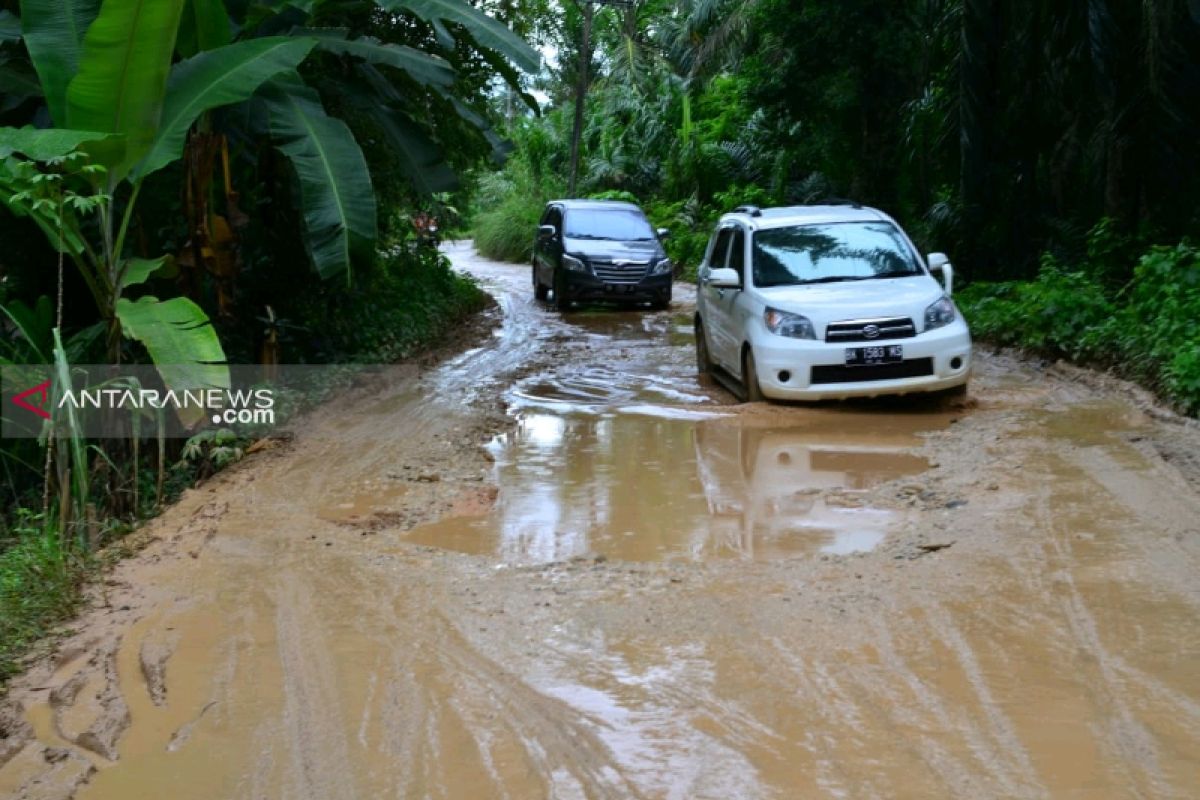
xmin=764 ymin=307 xmax=816 ymax=339
xmin=562 ymin=254 xmax=587 ymax=273
xmin=651 ymin=257 xmax=673 ymax=276
xmin=924 ymin=296 xmax=957 ymax=331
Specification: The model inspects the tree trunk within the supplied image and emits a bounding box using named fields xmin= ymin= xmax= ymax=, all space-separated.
xmin=568 ymin=2 xmax=594 ymax=198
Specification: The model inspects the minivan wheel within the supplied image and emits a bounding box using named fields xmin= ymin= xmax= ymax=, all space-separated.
xmin=533 ymin=264 xmax=549 ymax=301
xmin=695 ymin=319 xmax=712 ymax=374
xmin=742 ymin=347 xmax=766 ymax=402
xmin=553 ymin=269 xmax=571 ymax=311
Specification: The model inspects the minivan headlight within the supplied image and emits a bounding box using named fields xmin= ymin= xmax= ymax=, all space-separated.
xmin=764 ymin=307 xmax=816 ymax=339
xmin=925 ymin=296 xmax=957 ymax=331
xmin=651 ymin=257 xmax=673 ymax=275
xmin=562 ymin=254 xmax=588 ymax=273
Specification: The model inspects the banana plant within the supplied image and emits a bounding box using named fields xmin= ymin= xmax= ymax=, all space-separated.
xmin=2 ymin=0 xmax=319 ymax=394
xmin=4 ymin=0 xmax=537 ymax=283
xmin=3 ymin=0 xmax=537 ymax=395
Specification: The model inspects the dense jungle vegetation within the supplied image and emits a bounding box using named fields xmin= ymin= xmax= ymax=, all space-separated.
xmin=472 ymin=0 xmax=1200 ymax=413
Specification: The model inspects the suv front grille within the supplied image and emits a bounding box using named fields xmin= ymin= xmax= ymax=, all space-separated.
xmin=590 ymin=259 xmax=649 ymax=285
xmin=811 ymin=358 xmax=934 ymax=385
xmin=825 ymin=317 xmax=916 ymax=343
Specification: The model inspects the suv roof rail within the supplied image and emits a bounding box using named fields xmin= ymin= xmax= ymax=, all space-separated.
xmin=816 ymin=197 xmax=863 ymax=209
xmin=732 ymin=205 xmax=762 ymax=217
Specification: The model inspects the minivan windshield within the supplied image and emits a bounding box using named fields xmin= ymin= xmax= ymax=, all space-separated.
xmin=752 ymin=222 xmax=923 ymax=287
xmin=564 ymin=209 xmax=656 ymax=241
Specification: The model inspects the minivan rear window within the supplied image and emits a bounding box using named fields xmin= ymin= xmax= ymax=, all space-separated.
xmin=564 ymin=209 xmax=655 ymax=241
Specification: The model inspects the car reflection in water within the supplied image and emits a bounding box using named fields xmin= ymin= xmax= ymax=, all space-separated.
xmin=403 ymin=408 xmax=933 ymax=563
xmin=691 ymin=418 xmax=929 ymax=558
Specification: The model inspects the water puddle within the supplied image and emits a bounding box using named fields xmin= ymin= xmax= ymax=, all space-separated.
xmin=403 ymin=408 xmax=942 ymax=562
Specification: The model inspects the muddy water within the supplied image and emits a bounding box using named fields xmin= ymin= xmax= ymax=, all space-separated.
xmin=405 ymin=409 xmax=936 ymax=562
xmin=3 ymin=242 xmax=1200 ymax=799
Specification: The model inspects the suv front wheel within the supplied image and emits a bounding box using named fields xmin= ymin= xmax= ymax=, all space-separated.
xmin=742 ymin=346 xmax=766 ymax=402
xmin=695 ymin=319 xmax=712 ymax=374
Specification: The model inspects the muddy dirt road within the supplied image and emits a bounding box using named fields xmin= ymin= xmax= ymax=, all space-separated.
xmin=3 ymin=242 xmax=1200 ymax=799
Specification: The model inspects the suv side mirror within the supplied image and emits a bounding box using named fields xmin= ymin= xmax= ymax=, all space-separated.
xmin=538 ymin=224 xmax=557 ymax=239
xmin=927 ymin=252 xmax=954 ymax=295
xmin=707 ymin=267 xmax=741 ymax=289
xmin=656 ymin=227 xmax=671 ymax=240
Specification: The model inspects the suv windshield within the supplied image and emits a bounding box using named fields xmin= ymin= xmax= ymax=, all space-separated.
xmin=564 ymin=209 xmax=656 ymax=241
xmin=752 ymin=222 xmax=922 ymax=287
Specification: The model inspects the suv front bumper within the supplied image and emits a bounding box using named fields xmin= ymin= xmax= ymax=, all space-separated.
xmin=751 ymin=323 xmax=972 ymax=400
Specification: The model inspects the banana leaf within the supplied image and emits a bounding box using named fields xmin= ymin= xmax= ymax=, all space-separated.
xmin=18 ymin=0 xmax=102 ymax=126
xmin=65 ymin=0 xmax=187 ymax=183
xmin=379 ymin=0 xmax=538 ymax=73
xmin=261 ymin=76 xmax=377 ymax=280
xmin=297 ymin=27 xmax=455 ymax=87
xmin=115 ymin=295 xmax=229 ymax=427
xmin=134 ymin=36 xmax=316 ymax=180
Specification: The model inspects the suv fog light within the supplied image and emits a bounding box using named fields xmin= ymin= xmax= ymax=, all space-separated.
xmin=778 ymin=370 xmax=791 ymax=383
xmin=950 ymin=356 xmax=963 ymax=370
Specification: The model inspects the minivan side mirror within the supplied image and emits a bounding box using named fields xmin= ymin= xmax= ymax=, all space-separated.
xmin=707 ymin=267 xmax=741 ymax=289
xmin=656 ymin=227 xmax=671 ymax=240
xmin=538 ymin=224 xmax=557 ymax=239
xmin=927 ymin=252 xmax=954 ymax=295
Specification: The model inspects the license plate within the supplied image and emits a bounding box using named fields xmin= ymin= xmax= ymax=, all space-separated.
xmin=845 ymin=345 xmax=903 ymax=365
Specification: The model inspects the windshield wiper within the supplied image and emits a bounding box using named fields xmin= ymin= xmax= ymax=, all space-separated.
xmin=798 ymin=275 xmax=873 ymax=284
xmin=868 ymin=270 xmax=921 ymax=279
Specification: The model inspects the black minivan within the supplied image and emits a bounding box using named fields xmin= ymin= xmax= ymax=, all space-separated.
xmin=533 ymin=200 xmax=673 ymax=310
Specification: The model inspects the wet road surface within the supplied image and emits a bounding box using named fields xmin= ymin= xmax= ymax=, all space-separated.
xmin=2 ymin=241 xmax=1200 ymax=799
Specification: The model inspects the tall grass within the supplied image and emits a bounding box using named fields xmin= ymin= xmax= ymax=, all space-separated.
xmin=470 ymin=154 xmax=564 ymax=264
xmin=0 ymin=514 xmax=84 ymax=680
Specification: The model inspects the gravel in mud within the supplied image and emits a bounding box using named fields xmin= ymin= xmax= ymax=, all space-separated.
xmin=2 ymin=242 xmax=1199 ymax=799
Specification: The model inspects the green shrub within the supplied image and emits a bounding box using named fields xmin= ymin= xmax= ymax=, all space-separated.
xmin=281 ymin=247 xmax=488 ymax=363
xmin=958 ymin=242 xmax=1200 ymax=414
xmin=587 ymin=189 xmax=640 ymax=203
xmin=473 ymin=191 xmax=544 ymax=262
xmin=958 ymin=255 xmax=1115 ymax=358
xmin=1109 ymin=243 xmax=1200 ymax=411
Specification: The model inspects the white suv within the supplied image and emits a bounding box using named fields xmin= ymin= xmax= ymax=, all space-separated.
xmin=694 ymin=203 xmax=971 ymax=401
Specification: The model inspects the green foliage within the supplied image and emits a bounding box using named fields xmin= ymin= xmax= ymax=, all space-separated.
xmin=178 ymin=428 xmax=245 ymax=479
xmin=262 ymin=77 xmax=378 ymax=281
xmin=64 ymin=0 xmax=186 ymax=183
xmin=587 ymin=189 xmax=638 ymax=203
xmin=283 ymin=246 xmax=489 ymax=362
xmin=958 ymin=259 xmax=1114 ymax=356
xmin=18 ymin=0 xmax=102 ymax=126
xmin=1111 ymin=244 xmax=1200 ymax=410
xmin=0 ymin=512 xmax=85 ymax=681
xmin=134 ymin=36 xmax=318 ymax=180
xmin=115 ymin=296 xmax=231 ymax=427
xmin=470 ymin=127 xmax=565 ymax=262
xmin=959 ymin=242 xmax=1200 ymax=413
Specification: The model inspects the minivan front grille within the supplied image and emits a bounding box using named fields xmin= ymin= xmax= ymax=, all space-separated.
xmin=590 ymin=259 xmax=649 ymax=284
xmin=811 ymin=358 xmax=934 ymax=385
xmin=825 ymin=317 xmax=917 ymax=343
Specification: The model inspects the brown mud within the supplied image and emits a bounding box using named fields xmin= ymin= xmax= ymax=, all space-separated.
xmin=2 ymin=241 xmax=1199 ymax=799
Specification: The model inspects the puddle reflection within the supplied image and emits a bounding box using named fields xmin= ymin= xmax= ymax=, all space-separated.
xmin=404 ymin=411 xmax=938 ymax=562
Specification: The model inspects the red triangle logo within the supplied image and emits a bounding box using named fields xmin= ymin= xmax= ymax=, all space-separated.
xmin=12 ymin=380 xmax=51 ymax=420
